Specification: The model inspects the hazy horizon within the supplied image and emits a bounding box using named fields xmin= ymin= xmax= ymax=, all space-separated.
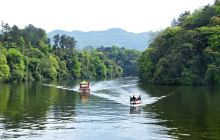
xmin=49 ymin=27 xmax=158 ymax=33
xmin=0 ymin=0 xmax=214 ymax=33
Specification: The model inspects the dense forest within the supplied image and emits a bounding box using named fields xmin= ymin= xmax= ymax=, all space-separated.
xmin=97 ymin=46 xmax=141 ymax=76
xmin=0 ymin=23 xmax=140 ymax=83
xmin=139 ymin=1 xmax=220 ymax=85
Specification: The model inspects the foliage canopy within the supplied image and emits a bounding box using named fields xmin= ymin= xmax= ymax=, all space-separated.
xmin=139 ymin=2 xmax=220 ymax=85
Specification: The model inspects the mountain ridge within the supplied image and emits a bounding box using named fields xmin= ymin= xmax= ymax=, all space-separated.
xmin=47 ymin=28 xmax=158 ymax=50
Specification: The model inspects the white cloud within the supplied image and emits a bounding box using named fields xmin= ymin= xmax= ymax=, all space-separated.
xmin=0 ymin=0 xmax=214 ymax=32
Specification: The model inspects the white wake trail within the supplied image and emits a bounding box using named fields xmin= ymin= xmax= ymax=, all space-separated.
xmin=42 ymin=79 xmax=168 ymax=106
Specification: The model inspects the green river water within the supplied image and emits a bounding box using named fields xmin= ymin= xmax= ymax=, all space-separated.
xmin=0 ymin=77 xmax=220 ymax=140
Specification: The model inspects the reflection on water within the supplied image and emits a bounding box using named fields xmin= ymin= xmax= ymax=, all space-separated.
xmin=147 ymin=86 xmax=220 ymax=140
xmin=79 ymin=92 xmax=90 ymax=104
xmin=130 ymin=106 xmax=142 ymax=114
xmin=0 ymin=82 xmax=77 ymax=139
xmin=0 ymin=78 xmax=220 ymax=139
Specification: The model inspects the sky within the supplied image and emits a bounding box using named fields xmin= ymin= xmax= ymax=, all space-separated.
xmin=0 ymin=0 xmax=214 ymax=33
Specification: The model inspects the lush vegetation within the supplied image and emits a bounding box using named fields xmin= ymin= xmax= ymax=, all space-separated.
xmin=97 ymin=46 xmax=141 ymax=76
xmin=139 ymin=1 xmax=220 ymax=85
xmin=0 ymin=23 xmax=141 ymax=82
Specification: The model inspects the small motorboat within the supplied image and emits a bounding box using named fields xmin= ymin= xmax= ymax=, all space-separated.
xmin=130 ymin=94 xmax=142 ymax=106
xmin=79 ymin=81 xmax=90 ymax=93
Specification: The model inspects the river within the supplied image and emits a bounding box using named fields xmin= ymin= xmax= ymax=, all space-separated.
xmin=0 ymin=77 xmax=220 ymax=140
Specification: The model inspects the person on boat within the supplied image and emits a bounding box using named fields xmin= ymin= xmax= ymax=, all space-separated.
xmin=138 ymin=95 xmax=141 ymax=101
xmin=132 ymin=95 xmax=136 ymax=101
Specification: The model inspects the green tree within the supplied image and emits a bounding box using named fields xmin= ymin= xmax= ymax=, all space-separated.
xmin=0 ymin=23 xmax=125 ymax=82
xmin=0 ymin=54 xmax=10 ymax=81
xmin=138 ymin=2 xmax=220 ymax=85
xmin=59 ymin=34 xmax=76 ymax=49
xmin=70 ymin=57 xmax=81 ymax=79
xmin=6 ymin=49 xmax=25 ymax=82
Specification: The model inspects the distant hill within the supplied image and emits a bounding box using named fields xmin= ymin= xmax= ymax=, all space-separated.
xmin=47 ymin=28 xmax=158 ymax=51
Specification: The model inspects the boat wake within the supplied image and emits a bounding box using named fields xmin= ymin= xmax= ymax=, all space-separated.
xmin=42 ymin=84 xmax=71 ymax=90
xmin=89 ymin=79 xmax=168 ymax=106
xmin=91 ymin=88 xmax=167 ymax=106
xmin=42 ymin=78 xmax=168 ymax=106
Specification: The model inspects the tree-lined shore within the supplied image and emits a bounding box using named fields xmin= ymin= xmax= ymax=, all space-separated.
xmin=0 ymin=23 xmax=140 ymax=83
xmin=138 ymin=1 xmax=220 ymax=85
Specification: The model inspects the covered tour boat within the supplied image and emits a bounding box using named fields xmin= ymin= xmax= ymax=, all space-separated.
xmin=130 ymin=94 xmax=142 ymax=106
xmin=79 ymin=81 xmax=90 ymax=93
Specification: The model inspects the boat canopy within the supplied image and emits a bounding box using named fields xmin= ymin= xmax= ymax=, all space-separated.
xmin=80 ymin=81 xmax=89 ymax=85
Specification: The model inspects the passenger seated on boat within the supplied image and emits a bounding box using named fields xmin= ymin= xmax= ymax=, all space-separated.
xmin=137 ymin=96 xmax=141 ymax=100
xmin=133 ymin=95 xmax=136 ymax=101
xmin=130 ymin=96 xmax=135 ymax=101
